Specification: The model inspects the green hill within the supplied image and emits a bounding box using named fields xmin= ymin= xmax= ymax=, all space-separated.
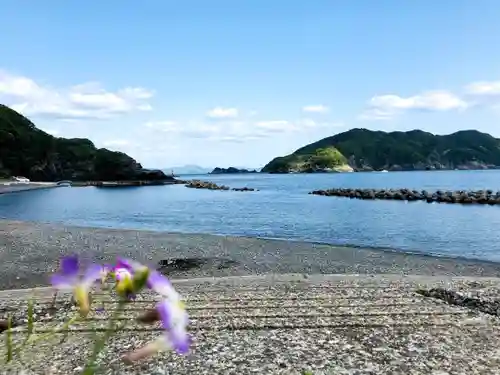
xmin=0 ymin=104 xmax=173 ymax=181
xmin=262 ymin=128 xmax=500 ymax=173
xmin=262 ymin=147 xmax=352 ymax=173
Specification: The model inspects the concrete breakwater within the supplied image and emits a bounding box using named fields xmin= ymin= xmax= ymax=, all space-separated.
xmin=310 ymin=187 xmax=500 ymax=205
xmin=0 ymin=182 xmax=59 ymax=195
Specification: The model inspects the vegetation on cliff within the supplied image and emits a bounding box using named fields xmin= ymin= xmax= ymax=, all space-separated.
xmin=0 ymin=104 xmax=172 ymax=181
xmin=262 ymin=128 xmax=500 ymax=173
xmin=262 ymin=146 xmax=351 ymax=173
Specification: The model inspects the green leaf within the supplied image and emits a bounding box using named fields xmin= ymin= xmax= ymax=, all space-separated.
xmin=131 ymin=267 xmax=150 ymax=292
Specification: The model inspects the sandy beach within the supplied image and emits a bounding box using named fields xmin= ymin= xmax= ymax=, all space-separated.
xmin=2 ymin=219 xmax=500 ymax=290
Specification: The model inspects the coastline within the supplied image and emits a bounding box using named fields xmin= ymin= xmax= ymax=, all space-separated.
xmin=2 ymin=219 xmax=500 ymax=291
xmin=0 ymin=182 xmax=60 ymax=195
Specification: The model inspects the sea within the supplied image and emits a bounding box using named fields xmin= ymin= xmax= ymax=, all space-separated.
xmin=1 ymin=170 xmax=500 ymax=262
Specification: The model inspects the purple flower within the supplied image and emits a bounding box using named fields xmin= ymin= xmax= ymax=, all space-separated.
xmin=50 ymin=256 xmax=102 ymax=317
xmin=122 ymin=297 xmax=190 ymax=363
xmin=156 ymin=298 xmax=190 ymax=354
xmin=147 ymin=271 xmax=180 ymax=300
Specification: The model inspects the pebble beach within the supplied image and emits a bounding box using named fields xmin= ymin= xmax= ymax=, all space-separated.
xmin=2 ymin=219 xmax=500 ymax=290
xmin=2 ymin=220 xmax=500 ymax=374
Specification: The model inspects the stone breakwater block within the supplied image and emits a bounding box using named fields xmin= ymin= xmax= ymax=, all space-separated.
xmin=185 ymin=180 xmax=257 ymax=191
xmin=309 ymin=188 xmax=500 ymax=205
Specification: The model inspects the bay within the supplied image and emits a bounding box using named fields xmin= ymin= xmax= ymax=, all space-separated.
xmin=1 ymin=170 xmax=500 ymax=261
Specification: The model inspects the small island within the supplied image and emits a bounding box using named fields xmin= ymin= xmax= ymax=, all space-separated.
xmin=262 ymin=128 xmax=500 ymax=173
xmin=261 ymin=147 xmax=353 ymax=174
xmin=210 ymin=167 xmax=258 ymax=174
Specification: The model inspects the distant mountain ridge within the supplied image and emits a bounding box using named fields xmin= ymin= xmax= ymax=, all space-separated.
xmin=262 ymin=128 xmax=500 ymax=173
xmin=164 ymin=165 xmax=262 ymax=175
xmin=163 ymin=165 xmax=212 ymax=175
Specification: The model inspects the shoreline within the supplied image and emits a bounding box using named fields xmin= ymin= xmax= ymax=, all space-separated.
xmin=0 ymin=182 xmax=60 ymax=195
xmin=5 ymin=217 xmax=499 ymax=267
xmin=2 ymin=219 xmax=500 ymax=291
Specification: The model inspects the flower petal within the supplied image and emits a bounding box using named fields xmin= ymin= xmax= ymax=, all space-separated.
xmin=61 ymin=256 xmax=79 ymax=276
xmin=81 ymin=264 xmax=104 ymax=288
xmin=115 ymin=258 xmax=133 ymax=271
xmin=114 ymin=268 xmax=132 ymax=281
xmin=169 ymin=325 xmax=191 ymax=355
xmin=122 ymin=339 xmax=166 ymax=363
xmin=50 ymin=274 xmax=75 ymax=290
xmin=156 ymin=299 xmax=190 ymax=355
xmin=148 ymin=272 xmax=180 ymax=300
xmin=157 ymin=300 xmax=172 ymax=330
xmin=74 ymin=285 xmax=91 ymax=317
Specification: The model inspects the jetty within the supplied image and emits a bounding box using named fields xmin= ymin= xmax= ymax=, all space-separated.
xmin=310 ymin=187 xmax=500 ymax=205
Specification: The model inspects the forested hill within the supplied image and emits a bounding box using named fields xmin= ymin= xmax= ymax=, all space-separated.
xmin=262 ymin=128 xmax=500 ymax=173
xmin=0 ymin=104 xmax=172 ymax=181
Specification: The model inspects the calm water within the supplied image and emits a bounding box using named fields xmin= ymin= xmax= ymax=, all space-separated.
xmin=1 ymin=170 xmax=500 ymax=261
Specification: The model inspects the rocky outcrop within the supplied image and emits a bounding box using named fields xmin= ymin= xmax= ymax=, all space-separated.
xmin=185 ymin=180 xmax=257 ymax=191
xmin=210 ymin=167 xmax=257 ymax=174
xmin=262 ymin=147 xmax=352 ymax=174
xmin=417 ymin=288 xmax=500 ymax=317
xmin=157 ymin=257 xmax=239 ymax=273
xmin=310 ymin=187 xmax=500 ymax=205
xmin=186 ymin=180 xmax=230 ymax=190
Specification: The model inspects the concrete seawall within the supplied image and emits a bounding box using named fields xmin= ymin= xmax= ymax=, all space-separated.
xmin=0 ymin=182 xmax=60 ymax=195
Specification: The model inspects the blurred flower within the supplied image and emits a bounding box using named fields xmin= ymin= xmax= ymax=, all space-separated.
xmin=99 ymin=264 xmax=111 ymax=285
xmin=123 ymin=297 xmax=190 ymax=363
xmin=147 ymin=271 xmax=181 ymax=301
xmin=156 ymin=298 xmax=190 ymax=354
xmin=114 ymin=266 xmax=135 ymax=300
xmin=115 ymin=258 xmax=190 ymax=363
xmin=50 ymin=256 xmax=102 ymax=317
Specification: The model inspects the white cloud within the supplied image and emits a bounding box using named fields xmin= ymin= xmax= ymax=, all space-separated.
xmin=143 ymin=117 xmax=340 ymax=145
xmin=255 ymin=120 xmax=294 ymax=132
xmin=360 ymin=90 xmax=467 ymax=120
xmin=0 ymin=70 xmax=154 ymax=120
xmin=206 ymin=107 xmax=239 ymax=119
xmin=302 ymin=104 xmax=329 ymax=113
xmin=103 ymin=139 xmax=131 ymax=147
xmin=465 ymin=81 xmax=500 ymax=96
xmin=144 ymin=121 xmax=178 ymax=132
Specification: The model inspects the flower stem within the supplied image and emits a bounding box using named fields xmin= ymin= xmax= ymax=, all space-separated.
xmin=81 ymin=299 xmax=127 ymax=375
xmin=4 ymin=316 xmax=13 ymax=363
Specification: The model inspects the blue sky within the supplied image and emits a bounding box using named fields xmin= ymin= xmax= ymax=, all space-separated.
xmin=1 ymin=0 xmax=500 ymax=168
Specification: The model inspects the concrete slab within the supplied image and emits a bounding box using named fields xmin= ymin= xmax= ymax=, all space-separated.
xmin=1 ymin=274 xmax=500 ymax=374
